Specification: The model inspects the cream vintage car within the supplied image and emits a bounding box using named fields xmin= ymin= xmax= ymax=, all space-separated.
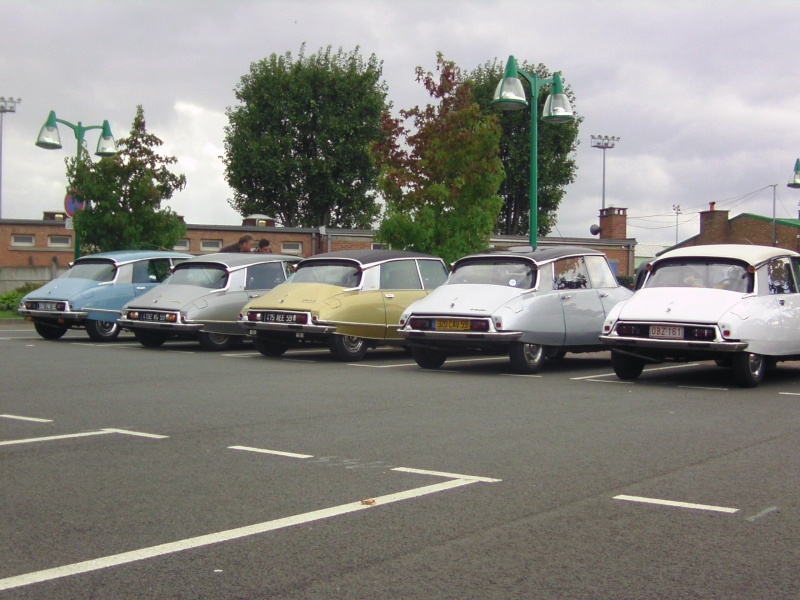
xmin=600 ymin=244 xmax=800 ymax=387
xmin=119 ymin=253 xmax=300 ymax=350
xmin=239 ymin=249 xmax=449 ymax=360
xmin=398 ymin=246 xmax=632 ymax=373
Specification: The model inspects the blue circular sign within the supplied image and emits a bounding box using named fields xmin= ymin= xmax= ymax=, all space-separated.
xmin=64 ymin=192 xmax=86 ymax=217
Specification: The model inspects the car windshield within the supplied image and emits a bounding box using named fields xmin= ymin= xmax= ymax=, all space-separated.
xmin=646 ymin=259 xmax=752 ymax=293
xmin=63 ymin=260 xmax=117 ymax=282
xmin=448 ymin=260 xmax=535 ymax=289
xmin=168 ymin=264 xmax=229 ymax=289
xmin=289 ymin=263 xmax=361 ymax=287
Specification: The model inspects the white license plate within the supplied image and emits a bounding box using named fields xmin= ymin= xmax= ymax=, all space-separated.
xmin=38 ymin=302 xmax=58 ymax=311
xmin=650 ymin=325 xmax=683 ymax=339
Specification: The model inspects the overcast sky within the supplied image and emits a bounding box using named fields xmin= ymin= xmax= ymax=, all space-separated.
xmin=2 ymin=0 xmax=799 ymax=247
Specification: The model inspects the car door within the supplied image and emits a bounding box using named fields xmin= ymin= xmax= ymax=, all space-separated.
xmin=553 ymin=255 xmax=606 ymax=346
xmin=767 ymin=257 xmax=800 ymax=354
xmin=585 ymin=254 xmax=632 ymax=314
xmin=379 ymin=259 xmax=428 ymax=340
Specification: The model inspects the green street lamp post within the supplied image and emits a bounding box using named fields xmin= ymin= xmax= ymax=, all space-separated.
xmin=788 ymin=159 xmax=800 ymax=221
xmin=36 ymin=110 xmax=117 ymax=260
xmin=492 ymin=55 xmax=575 ymax=248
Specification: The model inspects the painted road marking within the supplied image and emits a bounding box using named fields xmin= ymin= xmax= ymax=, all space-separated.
xmin=229 ymin=445 xmax=313 ymax=459
xmin=0 ymin=428 xmax=167 ymax=446
xmin=745 ymin=506 xmax=779 ymax=522
xmin=349 ymin=356 xmax=509 ymax=369
xmin=393 ymin=467 xmax=501 ymax=483
xmin=571 ymin=363 xmax=701 ymax=381
xmin=614 ymin=494 xmax=738 ymax=513
xmin=0 ymin=414 xmax=53 ymax=422
xmin=779 ymin=392 xmax=800 ymax=396
xmin=0 ymin=465 xmax=499 ymax=591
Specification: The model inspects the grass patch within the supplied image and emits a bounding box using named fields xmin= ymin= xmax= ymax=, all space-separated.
xmin=0 ymin=310 xmax=21 ymax=319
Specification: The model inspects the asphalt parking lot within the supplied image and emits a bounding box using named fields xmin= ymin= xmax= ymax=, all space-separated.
xmin=2 ymin=322 xmax=800 ymax=599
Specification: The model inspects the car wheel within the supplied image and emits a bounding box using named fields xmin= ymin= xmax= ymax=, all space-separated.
xmin=133 ymin=330 xmax=167 ymax=348
xmin=198 ymin=331 xmax=235 ymax=351
xmin=611 ymin=350 xmax=645 ymax=380
xmin=253 ymin=337 xmax=288 ymax=357
xmin=328 ymin=334 xmax=369 ymax=361
xmin=545 ymin=347 xmax=567 ymax=361
xmin=411 ymin=347 xmax=447 ymax=369
xmin=509 ymin=342 xmax=545 ymax=374
xmin=33 ymin=321 xmax=68 ymax=340
xmin=85 ymin=319 xmax=120 ymax=342
xmin=731 ymin=352 xmax=765 ymax=388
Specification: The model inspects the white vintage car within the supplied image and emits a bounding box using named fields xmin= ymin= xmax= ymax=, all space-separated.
xmin=600 ymin=244 xmax=800 ymax=387
xmin=398 ymin=246 xmax=633 ymax=373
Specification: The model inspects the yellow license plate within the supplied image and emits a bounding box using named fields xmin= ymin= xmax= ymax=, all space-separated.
xmin=436 ymin=319 xmax=470 ymax=331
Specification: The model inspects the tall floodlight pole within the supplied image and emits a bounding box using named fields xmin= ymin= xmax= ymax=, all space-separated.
xmin=590 ymin=135 xmax=619 ymax=210
xmin=770 ymin=184 xmax=778 ymax=246
xmin=0 ymin=97 xmax=22 ymax=218
xmin=788 ymin=159 xmax=800 ymax=220
xmin=672 ymin=204 xmax=682 ymax=245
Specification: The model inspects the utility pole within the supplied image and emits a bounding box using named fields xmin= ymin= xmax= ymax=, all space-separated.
xmin=0 ymin=96 xmax=21 ymax=218
xmin=672 ymin=204 xmax=682 ymax=245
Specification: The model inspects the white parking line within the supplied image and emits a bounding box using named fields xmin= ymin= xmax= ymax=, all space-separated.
xmin=229 ymin=445 xmax=313 ymax=459
xmin=393 ymin=467 xmax=501 ymax=483
xmin=0 ymin=469 xmax=499 ymax=591
xmin=0 ymin=414 xmax=53 ymax=422
xmin=571 ymin=363 xmax=701 ymax=381
xmin=779 ymin=392 xmax=800 ymax=396
xmin=614 ymin=494 xmax=738 ymax=513
xmin=0 ymin=428 xmax=167 ymax=446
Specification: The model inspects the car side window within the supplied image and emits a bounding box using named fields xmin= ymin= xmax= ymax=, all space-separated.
xmin=554 ymin=257 xmax=590 ymax=290
xmin=246 ymin=262 xmax=286 ymax=290
xmin=132 ymin=260 xmax=152 ymax=284
xmin=767 ymin=258 xmax=796 ymax=294
xmin=585 ymin=255 xmax=618 ymax=288
xmin=379 ymin=261 xmax=422 ymax=290
xmin=149 ymin=259 xmax=172 ymax=283
xmin=417 ymin=260 xmax=448 ymax=289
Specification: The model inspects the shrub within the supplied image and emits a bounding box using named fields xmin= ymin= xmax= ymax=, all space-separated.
xmin=0 ymin=282 xmax=44 ymax=312
xmin=616 ymin=274 xmax=635 ymax=290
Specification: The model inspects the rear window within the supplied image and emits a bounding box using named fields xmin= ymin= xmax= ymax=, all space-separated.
xmin=64 ymin=260 xmax=116 ymax=282
xmin=169 ymin=264 xmax=229 ymax=289
xmin=646 ymin=259 xmax=752 ymax=293
xmin=290 ymin=263 xmax=361 ymax=288
xmin=449 ymin=260 xmax=535 ymax=289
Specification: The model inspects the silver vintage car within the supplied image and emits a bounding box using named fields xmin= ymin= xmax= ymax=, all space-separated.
xmin=398 ymin=246 xmax=633 ymax=373
xmin=119 ymin=253 xmax=300 ymax=350
xmin=600 ymin=244 xmax=800 ymax=387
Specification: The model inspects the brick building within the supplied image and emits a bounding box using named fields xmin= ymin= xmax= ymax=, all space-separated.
xmin=0 ymin=208 xmax=637 ymax=292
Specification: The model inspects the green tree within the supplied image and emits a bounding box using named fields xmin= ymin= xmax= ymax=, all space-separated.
xmin=224 ymin=44 xmax=387 ymax=228
xmin=373 ymin=53 xmax=504 ymax=264
xmin=468 ymin=59 xmax=580 ymax=237
xmin=69 ymin=105 xmax=186 ymax=252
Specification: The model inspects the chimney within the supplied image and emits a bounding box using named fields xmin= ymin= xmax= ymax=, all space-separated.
xmin=699 ymin=203 xmax=729 ymax=242
xmin=598 ymin=206 xmax=627 ymax=239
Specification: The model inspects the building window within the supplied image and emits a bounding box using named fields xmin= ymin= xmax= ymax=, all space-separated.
xmin=201 ymin=239 xmax=223 ymax=252
xmin=48 ymin=235 xmax=72 ymax=248
xmin=281 ymin=241 xmax=303 ymax=255
xmin=371 ymin=243 xmax=384 ymax=250
xmin=173 ymin=239 xmax=190 ymax=251
xmin=11 ymin=234 xmax=35 ymax=247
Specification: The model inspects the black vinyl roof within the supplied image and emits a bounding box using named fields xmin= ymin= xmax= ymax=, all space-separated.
xmin=298 ymin=249 xmax=440 ymax=268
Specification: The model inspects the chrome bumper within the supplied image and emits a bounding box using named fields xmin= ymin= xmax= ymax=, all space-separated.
xmin=599 ymin=334 xmax=748 ymax=353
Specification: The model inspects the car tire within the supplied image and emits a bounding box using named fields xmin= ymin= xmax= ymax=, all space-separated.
xmin=509 ymin=342 xmax=545 ymax=374
xmin=731 ymin=352 xmax=765 ymax=388
xmin=545 ymin=347 xmax=567 ymax=361
xmin=611 ymin=350 xmax=645 ymax=380
xmin=328 ymin=334 xmax=368 ymax=361
xmin=133 ymin=330 xmax=167 ymax=348
xmin=253 ymin=337 xmax=288 ymax=357
xmin=198 ymin=331 xmax=235 ymax=351
xmin=33 ymin=321 xmax=68 ymax=340
xmin=85 ymin=319 xmax=120 ymax=342
xmin=411 ymin=347 xmax=447 ymax=369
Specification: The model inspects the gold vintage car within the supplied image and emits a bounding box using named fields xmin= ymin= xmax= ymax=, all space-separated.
xmin=239 ymin=250 xmax=449 ymax=360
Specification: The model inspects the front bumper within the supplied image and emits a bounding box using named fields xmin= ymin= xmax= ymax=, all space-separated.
xmin=600 ymin=334 xmax=748 ymax=353
xmin=118 ymin=316 xmax=204 ymax=333
xmin=18 ymin=308 xmax=87 ymax=323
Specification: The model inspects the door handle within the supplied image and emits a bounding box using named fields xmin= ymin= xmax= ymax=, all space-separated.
xmin=135 ymin=286 xmax=146 ymax=291
xmin=779 ymin=299 xmax=785 ymax=306
xmin=599 ymin=292 xmax=609 ymax=298
xmin=561 ymin=294 xmax=572 ymax=300
xmin=384 ymin=293 xmax=395 ymax=299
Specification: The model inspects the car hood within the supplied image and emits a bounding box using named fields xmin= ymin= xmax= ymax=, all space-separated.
xmin=615 ymin=287 xmax=748 ymax=323
xmin=406 ymin=284 xmax=524 ymax=316
xmin=245 ymin=282 xmax=347 ymax=311
xmin=124 ymin=284 xmax=214 ymax=310
xmin=22 ymin=278 xmax=106 ymax=301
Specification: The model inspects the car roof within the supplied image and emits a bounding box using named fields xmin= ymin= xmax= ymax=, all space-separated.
xmin=178 ymin=253 xmax=301 ymax=269
xmin=654 ymin=244 xmax=800 ymax=267
xmin=297 ymin=249 xmax=442 ymax=268
xmin=453 ymin=245 xmax=605 ymax=269
xmin=74 ymin=250 xmax=193 ymax=265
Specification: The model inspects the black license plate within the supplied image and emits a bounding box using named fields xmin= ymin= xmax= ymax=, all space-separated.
xmin=140 ymin=312 xmax=171 ymax=322
xmin=263 ymin=312 xmax=299 ymax=323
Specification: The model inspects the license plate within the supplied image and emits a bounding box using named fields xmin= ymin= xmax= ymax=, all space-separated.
xmin=436 ymin=319 xmax=470 ymax=331
xmin=263 ymin=312 xmax=299 ymax=323
xmin=140 ymin=312 xmax=170 ymax=322
xmin=649 ymin=325 xmax=683 ymax=339
xmin=38 ymin=302 xmax=58 ymax=311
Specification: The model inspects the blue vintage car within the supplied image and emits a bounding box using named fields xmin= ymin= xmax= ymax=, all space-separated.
xmin=18 ymin=250 xmax=192 ymax=341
